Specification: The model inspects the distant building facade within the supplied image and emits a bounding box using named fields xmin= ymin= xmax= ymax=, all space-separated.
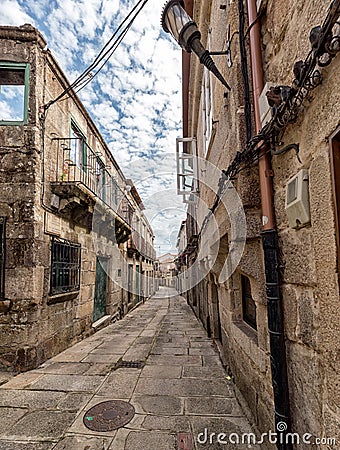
xmin=0 ymin=25 xmax=155 ymax=371
xmin=176 ymin=0 xmax=340 ymax=446
xmin=156 ymin=252 xmax=177 ymax=287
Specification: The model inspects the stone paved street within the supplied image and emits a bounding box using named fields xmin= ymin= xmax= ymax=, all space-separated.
xmin=0 ymin=288 xmax=261 ymax=449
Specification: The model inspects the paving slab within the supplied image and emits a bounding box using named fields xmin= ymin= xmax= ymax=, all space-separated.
xmin=96 ymin=370 xmax=140 ymax=399
xmin=84 ymin=363 xmax=116 ymax=375
xmin=189 ymin=347 xmax=217 ymax=356
xmin=0 ymin=407 xmax=28 ymax=431
xmin=32 ymin=362 xmax=91 ymax=375
xmin=182 ymin=365 xmax=229 ymax=379
xmin=110 ymin=430 xmax=177 ymax=450
xmin=141 ymin=415 xmax=191 ymax=432
xmin=185 ymin=397 xmax=244 ymax=416
xmin=28 ymin=374 xmax=105 ymax=393
xmin=0 ymin=372 xmax=44 ymax=390
xmin=81 ymin=354 xmax=122 ymax=364
xmin=140 ymin=364 xmax=182 ymax=379
xmin=132 ymin=395 xmax=183 ymax=415
xmin=53 ymin=435 xmax=113 ymax=450
xmin=0 ymin=372 xmax=13 ymax=386
xmin=135 ymin=377 xmax=232 ymax=397
xmin=0 ymin=442 xmax=53 ymax=450
xmin=151 ymin=346 xmax=189 ymax=355
xmin=3 ymin=410 xmax=76 ymax=440
xmin=56 ymin=392 xmax=92 ymax=412
xmin=0 ymin=390 xmax=66 ymax=409
xmin=146 ymin=355 xmax=202 ymax=366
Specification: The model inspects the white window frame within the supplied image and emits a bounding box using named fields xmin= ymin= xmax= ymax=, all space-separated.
xmin=176 ymin=137 xmax=199 ymax=204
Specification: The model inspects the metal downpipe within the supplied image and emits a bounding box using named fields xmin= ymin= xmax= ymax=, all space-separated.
xmin=246 ymin=0 xmax=292 ymax=448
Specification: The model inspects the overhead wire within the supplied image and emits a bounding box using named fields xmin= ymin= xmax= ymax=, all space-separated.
xmin=44 ymin=0 xmax=150 ymax=109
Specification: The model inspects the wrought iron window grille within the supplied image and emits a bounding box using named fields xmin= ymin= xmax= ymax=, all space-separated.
xmin=50 ymin=237 xmax=81 ymax=295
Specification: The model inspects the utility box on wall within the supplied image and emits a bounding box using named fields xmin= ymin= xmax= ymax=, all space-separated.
xmin=285 ymin=169 xmax=311 ymax=228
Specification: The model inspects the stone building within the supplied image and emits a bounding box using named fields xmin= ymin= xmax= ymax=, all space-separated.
xmin=125 ymin=179 xmax=156 ymax=304
xmin=0 ymin=25 xmax=156 ymax=371
xmin=173 ymin=0 xmax=340 ymax=446
xmin=156 ymin=252 xmax=177 ymax=287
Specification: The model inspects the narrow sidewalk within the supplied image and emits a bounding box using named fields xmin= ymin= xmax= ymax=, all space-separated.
xmin=0 ymin=288 xmax=260 ymax=450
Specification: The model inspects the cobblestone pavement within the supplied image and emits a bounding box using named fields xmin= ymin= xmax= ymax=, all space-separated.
xmin=0 ymin=288 xmax=261 ymax=449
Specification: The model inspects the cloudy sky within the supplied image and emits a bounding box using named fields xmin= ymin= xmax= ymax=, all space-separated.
xmin=1 ymin=0 xmax=186 ymax=255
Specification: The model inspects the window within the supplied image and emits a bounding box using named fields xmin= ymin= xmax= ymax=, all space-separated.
xmin=176 ymin=137 xmax=199 ymax=204
xmin=70 ymin=120 xmax=87 ymax=170
xmin=95 ymin=157 xmax=106 ymax=202
xmin=330 ymin=127 xmax=340 ymax=285
xmin=0 ymin=62 xmax=30 ymax=125
xmin=0 ymin=217 xmax=5 ymax=299
xmin=110 ymin=177 xmax=119 ymax=209
xmin=50 ymin=237 xmax=81 ymax=295
xmin=241 ymin=275 xmax=257 ymax=330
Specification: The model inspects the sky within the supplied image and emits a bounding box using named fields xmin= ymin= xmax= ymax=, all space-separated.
xmin=0 ymin=0 xmax=186 ymax=255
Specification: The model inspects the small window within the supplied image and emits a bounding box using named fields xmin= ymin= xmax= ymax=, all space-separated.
xmin=0 ymin=62 xmax=30 ymax=125
xmin=241 ymin=275 xmax=257 ymax=330
xmin=330 ymin=127 xmax=340 ymax=286
xmin=95 ymin=157 xmax=106 ymax=202
xmin=70 ymin=121 xmax=87 ymax=170
xmin=0 ymin=217 xmax=6 ymax=299
xmin=50 ymin=237 xmax=81 ymax=295
xmin=110 ymin=178 xmax=119 ymax=209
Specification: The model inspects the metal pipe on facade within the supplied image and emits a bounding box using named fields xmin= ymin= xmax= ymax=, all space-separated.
xmin=246 ymin=0 xmax=292 ymax=448
xmin=182 ymin=0 xmax=194 ymax=138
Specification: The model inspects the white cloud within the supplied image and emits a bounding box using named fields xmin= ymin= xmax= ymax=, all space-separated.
xmin=0 ymin=0 xmax=34 ymax=25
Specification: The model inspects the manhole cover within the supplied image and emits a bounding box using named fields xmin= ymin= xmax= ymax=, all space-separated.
xmin=119 ymin=360 xmax=144 ymax=369
xmin=114 ymin=360 xmax=144 ymax=369
xmin=83 ymin=400 xmax=135 ymax=431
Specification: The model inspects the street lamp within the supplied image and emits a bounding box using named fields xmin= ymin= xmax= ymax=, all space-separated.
xmin=161 ymin=0 xmax=231 ymax=91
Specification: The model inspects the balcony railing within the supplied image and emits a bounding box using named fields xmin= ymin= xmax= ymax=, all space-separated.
xmin=51 ymin=137 xmax=133 ymax=227
xmin=127 ymin=235 xmax=156 ymax=261
xmin=51 ymin=137 xmax=156 ymax=257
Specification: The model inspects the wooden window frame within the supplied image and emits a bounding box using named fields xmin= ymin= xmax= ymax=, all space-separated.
xmin=241 ymin=274 xmax=257 ymax=330
xmin=0 ymin=62 xmax=30 ymax=125
xmin=329 ymin=126 xmax=340 ymax=284
xmin=70 ymin=119 xmax=87 ymax=172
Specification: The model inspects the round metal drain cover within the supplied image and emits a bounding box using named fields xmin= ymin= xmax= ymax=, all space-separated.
xmin=83 ymin=400 xmax=135 ymax=431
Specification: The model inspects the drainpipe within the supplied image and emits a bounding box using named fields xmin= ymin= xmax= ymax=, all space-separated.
xmin=183 ymin=0 xmax=194 ymax=138
xmin=246 ymin=0 xmax=292 ymax=448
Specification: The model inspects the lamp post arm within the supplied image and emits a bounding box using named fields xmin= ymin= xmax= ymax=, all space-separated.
xmin=190 ymin=38 xmax=231 ymax=91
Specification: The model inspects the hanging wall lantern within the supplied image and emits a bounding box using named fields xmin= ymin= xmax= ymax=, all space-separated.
xmin=161 ymin=0 xmax=231 ymax=91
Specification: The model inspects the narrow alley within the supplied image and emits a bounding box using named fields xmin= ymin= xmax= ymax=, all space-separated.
xmin=0 ymin=288 xmax=260 ymax=450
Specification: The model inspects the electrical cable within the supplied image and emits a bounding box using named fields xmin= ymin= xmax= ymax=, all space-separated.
xmin=44 ymin=0 xmax=150 ymax=109
xmin=238 ymin=0 xmax=252 ymax=142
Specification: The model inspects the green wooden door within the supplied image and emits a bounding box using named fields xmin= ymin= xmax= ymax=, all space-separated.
xmin=135 ymin=265 xmax=140 ymax=304
xmin=93 ymin=256 xmax=108 ymax=322
xmin=127 ymin=264 xmax=132 ymax=304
